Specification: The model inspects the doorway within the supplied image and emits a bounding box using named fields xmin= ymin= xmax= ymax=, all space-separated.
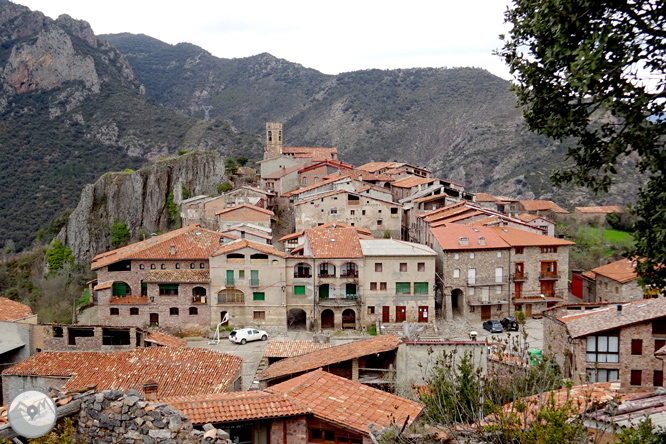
xmin=149 ymin=313 xmax=159 ymax=327
xmin=321 ymin=309 xmax=334 ymax=329
xmin=481 ymin=306 xmax=491 ymax=321
xmin=418 ymin=306 xmax=429 ymax=323
xmin=396 ymin=306 xmax=406 ymax=323
xmin=382 ymin=306 xmax=390 ymax=323
xmin=525 ymin=304 xmax=533 ymax=317
xmin=287 ymin=308 xmax=307 ymax=330
xmin=342 ymin=309 xmax=356 ymax=329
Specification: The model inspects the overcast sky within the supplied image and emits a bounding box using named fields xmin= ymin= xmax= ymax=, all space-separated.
xmin=17 ymin=0 xmax=514 ymax=79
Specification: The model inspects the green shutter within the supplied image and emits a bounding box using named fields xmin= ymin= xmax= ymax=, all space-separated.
xmin=396 ymin=282 xmax=410 ymax=294
xmin=294 ymin=286 xmax=305 ymax=295
xmin=112 ymin=282 xmax=126 ymax=297
xmin=159 ymin=285 xmax=179 ymax=290
xmin=239 ymin=270 xmax=245 ymax=279
xmin=414 ymin=282 xmax=428 ymax=294
xmin=253 ymin=292 xmax=265 ymax=301
xmin=250 ymin=270 xmax=259 ymax=286
xmin=319 ymin=285 xmax=329 ymax=299
xmin=226 ymin=270 xmax=235 ymax=286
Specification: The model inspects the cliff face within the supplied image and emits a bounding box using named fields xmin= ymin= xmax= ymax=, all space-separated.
xmin=58 ymin=151 xmax=227 ymax=261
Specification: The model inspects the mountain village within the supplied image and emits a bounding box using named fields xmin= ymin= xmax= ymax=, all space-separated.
xmin=0 ymin=122 xmax=663 ymax=443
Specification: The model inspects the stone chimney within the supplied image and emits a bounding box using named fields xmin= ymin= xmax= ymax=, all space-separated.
xmin=143 ymin=379 xmax=158 ymax=401
xmin=151 ymin=233 xmax=157 ymax=244
xmin=170 ymin=244 xmax=176 ymax=256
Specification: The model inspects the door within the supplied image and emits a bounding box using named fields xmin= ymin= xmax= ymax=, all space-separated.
xmin=319 ymin=284 xmax=329 ymax=299
xmin=515 ymin=262 xmax=524 ymax=278
xmin=481 ymin=306 xmax=491 ymax=321
xmin=418 ymin=306 xmax=428 ymax=323
xmin=515 ymin=282 xmax=522 ymax=298
xmin=468 ymin=268 xmax=476 ymax=285
xmin=396 ymin=306 xmax=406 ymax=323
xmin=382 ymin=306 xmax=390 ymax=323
xmin=540 ymin=280 xmax=555 ymax=298
xmin=149 ymin=313 xmax=159 ymax=327
xmin=525 ymin=304 xmax=532 ymax=317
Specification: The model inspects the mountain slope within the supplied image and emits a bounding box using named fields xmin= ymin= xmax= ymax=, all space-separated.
xmin=100 ymin=33 xmax=642 ymax=207
xmin=0 ymin=4 xmax=261 ymax=250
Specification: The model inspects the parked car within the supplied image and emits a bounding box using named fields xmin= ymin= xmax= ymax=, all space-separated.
xmin=500 ymin=317 xmax=519 ymax=331
xmin=482 ymin=320 xmax=504 ymax=333
xmin=229 ymin=328 xmax=268 ymax=345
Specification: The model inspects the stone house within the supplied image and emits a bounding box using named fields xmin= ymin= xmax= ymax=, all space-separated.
xmin=505 ymin=199 xmax=569 ymax=218
xmin=260 ymin=164 xmax=303 ymax=197
xmin=296 ymin=159 xmax=355 ymax=187
xmin=583 ymin=258 xmax=646 ymax=303
xmin=92 ymin=226 xmax=236 ymax=333
xmin=574 ymin=205 xmax=625 ymax=225
xmin=356 ymin=161 xmax=431 ymax=178
xmin=216 ymin=203 xmax=274 ymax=232
xmin=571 ymin=270 xmax=597 ymax=302
xmin=542 ymin=298 xmax=666 ymax=391
xmin=278 ymin=222 xmax=372 ymax=254
xmin=165 ymin=369 xmax=423 ymax=444
xmin=181 ymin=187 xmax=274 ymax=229
xmin=517 ymin=213 xmax=556 ymax=237
xmin=390 ymin=176 xmax=437 ymax=202
xmin=221 ymin=223 xmax=273 ymax=245
xmin=359 ymin=239 xmax=436 ymax=327
xmin=209 ymin=239 xmax=289 ymax=329
xmin=293 ymin=189 xmax=401 ymax=239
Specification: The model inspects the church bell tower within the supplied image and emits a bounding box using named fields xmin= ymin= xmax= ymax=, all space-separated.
xmin=264 ymin=122 xmax=283 ymax=160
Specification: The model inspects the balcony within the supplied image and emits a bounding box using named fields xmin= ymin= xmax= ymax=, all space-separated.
xmin=539 ymin=272 xmax=559 ymax=280
xmin=512 ymin=273 xmax=528 ymax=282
xmin=318 ymin=273 xmax=336 ymax=279
xmin=192 ymin=295 xmax=207 ymax=304
xmin=110 ymin=296 xmax=148 ymax=305
xmin=340 ymin=271 xmax=359 ymax=279
xmin=467 ymin=277 xmax=509 ymax=286
xmin=293 ymin=272 xmax=312 ymax=279
xmin=318 ymin=294 xmax=359 ymax=306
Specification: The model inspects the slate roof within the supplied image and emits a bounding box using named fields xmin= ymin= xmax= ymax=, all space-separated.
xmin=0 ymin=297 xmax=33 ymax=321
xmin=575 ymin=206 xmax=624 ymax=214
xmin=590 ymin=258 xmax=638 ymax=283
xmin=3 ymin=347 xmax=242 ymax=398
xmin=211 ymin=239 xmax=288 ymax=258
xmin=305 ymin=227 xmax=364 ymax=258
xmin=258 ymin=335 xmax=401 ymax=380
xmin=391 ymin=177 xmax=435 ymax=188
xmin=264 ymin=340 xmax=332 ymax=358
xmin=557 ymin=298 xmax=666 ymax=338
xmin=92 ymin=226 xmax=237 ymax=270
xmin=266 ymin=369 xmax=423 ymax=434
xmin=215 ymin=203 xmax=274 ymax=217
xmin=518 ymin=200 xmax=569 ymax=213
xmin=163 ymin=391 xmax=309 ymax=424
xmin=145 ymin=331 xmax=187 ymax=347
xmin=143 ymin=270 xmax=210 ymax=283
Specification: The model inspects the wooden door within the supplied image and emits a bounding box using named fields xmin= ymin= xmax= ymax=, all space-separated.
xmin=515 ymin=282 xmax=522 ymax=298
xmin=149 ymin=313 xmax=159 ymax=327
xmin=525 ymin=304 xmax=532 ymax=317
xmin=396 ymin=306 xmax=406 ymax=323
xmin=481 ymin=306 xmax=491 ymax=321
xmin=540 ymin=280 xmax=555 ymax=298
xmin=382 ymin=306 xmax=390 ymax=323
xmin=418 ymin=306 xmax=428 ymax=323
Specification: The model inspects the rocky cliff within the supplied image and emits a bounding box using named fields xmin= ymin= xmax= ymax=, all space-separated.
xmin=58 ymin=151 xmax=227 ymax=261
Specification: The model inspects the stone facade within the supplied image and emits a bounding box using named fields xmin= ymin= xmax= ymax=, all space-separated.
xmin=595 ymin=274 xmax=643 ymax=303
xmin=37 ymin=325 xmax=145 ymax=352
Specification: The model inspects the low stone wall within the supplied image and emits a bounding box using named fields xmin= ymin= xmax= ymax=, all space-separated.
xmin=76 ymin=389 xmax=231 ymax=443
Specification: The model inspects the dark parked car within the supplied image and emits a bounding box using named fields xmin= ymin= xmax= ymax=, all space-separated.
xmin=482 ymin=320 xmax=504 ymax=333
xmin=500 ymin=317 xmax=519 ymax=331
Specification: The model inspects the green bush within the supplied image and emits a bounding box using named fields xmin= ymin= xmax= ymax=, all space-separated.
xmin=166 ymin=192 xmax=180 ymax=227
xmin=111 ymin=220 xmax=131 ymax=248
xmin=124 ymin=168 xmax=134 ymax=173
xmin=217 ymin=182 xmax=233 ymax=194
xmin=46 ymin=240 xmax=74 ymax=272
xmin=179 ymin=149 xmax=189 ymax=155
xmin=182 ymin=184 xmax=189 ymax=200
xmin=367 ymin=325 xmax=377 ymax=335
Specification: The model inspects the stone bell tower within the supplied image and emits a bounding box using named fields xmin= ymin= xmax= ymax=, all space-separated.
xmin=264 ymin=122 xmax=283 ymax=160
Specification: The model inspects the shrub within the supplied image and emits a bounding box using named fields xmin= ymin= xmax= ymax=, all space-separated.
xmin=124 ymin=168 xmax=134 ymax=173
xmin=179 ymin=149 xmax=189 ymax=155
xmin=182 ymin=184 xmax=189 ymax=200
xmin=46 ymin=240 xmax=74 ymax=272
xmin=111 ymin=220 xmax=131 ymax=248
xmin=166 ymin=192 xmax=180 ymax=227
xmin=217 ymin=182 xmax=233 ymax=194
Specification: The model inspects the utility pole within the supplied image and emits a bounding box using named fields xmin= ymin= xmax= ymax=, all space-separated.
xmin=202 ymin=106 xmax=212 ymax=121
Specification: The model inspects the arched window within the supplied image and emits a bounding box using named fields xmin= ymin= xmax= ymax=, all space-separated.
xmin=192 ymin=287 xmax=207 ymax=304
xmin=130 ymin=307 xmax=139 ymax=315
xmin=161 ymin=264 xmax=166 ymax=270
xmin=151 ymin=264 xmax=156 ymax=270
xmin=318 ymin=263 xmax=336 ymax=278
xmin=200 ymin=263 xmax=205 ymax=269
xmin=170 ymin=307 xmax=179 ymax=316
xmin=110 ymin=308 xmax=119 ymax=316
xmin=112 ymin=282 xmax=131 ymax=298
xmin=175 ymin=263 xmax=180 ymax=269
xmin=340 ymin=262 xmax=358 ymax=278
xmin=227 ymin=253 xmax=245 ymax=264
xmin=190 ymin=263 xmax=195 ymax=269
xmin=294 ymin=263 xmax=311 ymax=278
xmin=189 ymin=307 xmax=198 ymax=316
xmin=218 ymin=288 xmax=245 ymax=304
xmin=250 ymin=253 xmax=269 ymax=264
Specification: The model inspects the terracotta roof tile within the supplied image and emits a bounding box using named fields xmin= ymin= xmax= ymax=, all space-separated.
xmin=582 ymin=271 xmax=597 ymax=280
xmin=264 ymin=340 xmax=332 ymax=358
xmin=215 ymin=203 xmax=274 ymax=217
xmin=279 ymin=223 xmax=372 ymax=243
xmin=211 ymin=239 xmax=288 ymax=258
xmin=92 ymin=226 xmax=235 ymax=270
xmin=490 ymin=226 xmax=575 ymax=247
xmin=298 ymin=160 xmax=354 ymax=173
xmin=283 ymin=147 xmax=338 ymax=162
xmin=473 ymin=193 xmax=499 ymax=202
xmin=305 ymin=228 xmax=363 ymax=258
xmin=282 ymin=175 xmax=349 ymax=197
xmin=259 ymin=335 xmax=401 ymax=380
xmin=2 ymin=347 xmax=242 ymax=398
xmin=430 ymin=225 xmax=510 ymax=251
xmin=391 ymin=177 xmax=435 ymax=188
xmin=145 ymin=331 xmax=187 ymax=347
xmin=0 ymin=297 xmax=33 ymax=321
xmin=267 ymin=369 xmax=423 ymax=434
xmin=294 ymin=190 xmax=346 ymax=206
xmin=575 ymin=206 xmax=624 ymax=214
xmin=143 ymin=270 xmax=210 ymax=283
xmin=94 ymin=281 xmax=113 ymax=291
xmin=412 ymin=194 xmax=450 ymax=204
xmin=163 ymin=391 xmax=309 ymax=424
xmin=519 ymin=200 xmax=569 ymax=214
xmin=590 ymin=258 xmax=638 ymax=283
xmin=356 ymin=162 xmax=404 ymax=173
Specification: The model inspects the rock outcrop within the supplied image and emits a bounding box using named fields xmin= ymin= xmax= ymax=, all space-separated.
xmin=58 ymin=151 xmax=227 ymax=261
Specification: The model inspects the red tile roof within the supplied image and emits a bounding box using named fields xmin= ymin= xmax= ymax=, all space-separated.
xmin=430 ymin=225 xmax=510 ymax=251
xmin=474 ymin=193 xmax=498 ymax=202
xmin=490 ymin=226 xmax=575 ymax=247
xmin=283 ymin=147 xmax=338 ymax=162
xmin=356 ymin=162 xmax=403 ymax=173
xmin=267 ymin=369 xmax=423 ymax=434
xmin=143 ymin=270 xmax=210 ymax=283
xmin=298 ymin=160 xmax=354 ymax=173
xmin=92 ymin=226 xmax=236 ymax=270
xmin=145 ymin=331 xmax=187 ymax=347
xmin=282 ymin=175 xmax=349 ymax=197
xmin=259 ymin=335 xmax=401 ymax=380
xmin=279 ymin=223 xmax=372 ymax=243
xmin=163 ymin=391 xmax=309 ymax=424
xmin=0 ymin=297 xmax=33 ymax=321
xmin=391 ymin=177 xmax=435 ymax=188
xmin=215 ymin=203 xmax=274 ymax=217
xmin=519 ymin=200 xmax=569 ymax=214
xmin=264 ymin=340 xmax=332 ymax=358
xmin=590 ymin=258 xmax=638 ymax=283
xmin=294 ymin=190 xmax=346 ymax=206
xmin=575 ymin=205 xmax=624 ymax=214
xmin=3 ymin=347 xmax=242 ymax=398
xmin=211 ymin=239 xmax=288 ymax=258
xmin=305 ymin=227 xmax=364 ymax=258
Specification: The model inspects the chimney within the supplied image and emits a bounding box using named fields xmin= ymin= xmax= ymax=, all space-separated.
xmin=151 ymin=233 xmax=157 ymax=244
xmin=170 ymin=244 xmax=176 ymax=255
xmin=143 ymin=379 xmax=158 ymax=401
xmin=478 ymin=236 xmax=485 ymax=246
xmin=459 ymin=237 xmax=469 ymax=246
xmin=617 ymin=304 xmax=623 ymax=316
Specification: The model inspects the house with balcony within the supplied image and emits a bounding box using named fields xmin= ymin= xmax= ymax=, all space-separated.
xmin=92 ymin=226 xmax=237 ymax=334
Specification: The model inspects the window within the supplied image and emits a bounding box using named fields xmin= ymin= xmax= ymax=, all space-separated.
xmin=350 ymin=210 xmax=355 ymax=215
xmin=151 ymin=264 xmax=156 ymax=269
xmin=368 ymin=306 xmax=375 ymax=314
xmin=254 ymin=311 xmax=265 ymax=320
xmin=190 ymin=263 xmax=195 ymax=269
xmin=631 ymin=339 xmax=643 ymax=355
xmin=161 ymin=264 xmax=166 ymax=269
xmin=294 ymin=286 xmax=305 ymax=295
xmin=294 ymin=263 xmax=311 ymax=278
xmin=470 ymin=252 xmax=475 ymax=259
xmin=253 ymin=292 xmax=265 ymax=301
xmin=217 ymin=288 xmax=245 ymax=304
xmin=400 ymin=263 xmax=407 ymax=272
xmin=587 ymin=368 xmax=619 ymax=383
xmin=656 ymin=339 xmax=666 ymax=353
xmin=515 ymin=247 xmax=524 ymax=254
xmin=110 ymin=308 xmax=119 ymax=316
xmin=454 ymin=269 xmax=460 ymax=278
xmin=141 ymin=282 xmax=147 ymax=297
xmin=495 ymin=267 xmax=503 ymax=283
xmin=655 ymin=371 xmax=664 ymax=387
xmin=130 ymin=307 xmax=139 ymax=315
xmin=497 ymin=251 xmax=502 ymax=257
xmin=250 ymin=270 xmax=259 ymax=286
xmin=380 ymin=282 xmax=387 ymax=291
xmin=586 ymin=334 xmax=619 ymax=363
xmin=631 ymin=370 xmax=642 ymax=386
xmin=391 ymin=207 xmax=398 ymax=215
xmin=170 ymin=307 xmax=179 ymax=316
xmin=396 ymin=282 xmax=410 ymax=294
xmin=417 ymin=262 xmax=426 ymax=272
xmin=362 ymin=210 xmax=366 ymax=215
xmin=112 ymin=282 xmax=130 ymax=297
xmin=159 ymin=285 xmax=179 ymax=296
xmin=375 ymin=263 xmax=383 ymax=272
xmin=175 ymin=263 xmax=180 ymax=269
xmin=653 ymin=318 xmax=666 ymax=335
xmin=200 ymin=263 xmax=205 ymax=269
xmin=331 ymin=209 xmax=337 ymax=214
xmin=140 ymin=264 xmax=145 ymax=270
xmin=378 ymin=210 xmax=382 ymax=214
xmin=454 ymin=253 xmax=460 ymax=260
xmin=414 ymin=282 xmax=428 ymax=294
xmin=377 ymin=219 xmax=383 ymax=226
xmin=541 ymin=247 xmax=558 ymax=253
xmin=239 ymin=270 xmax=245 ymax=279
xmin=370 ymin=282 xmax=377 ymax=291
xmin=496 ymin=285 xmax=502 ymax=294
xmin=319 ymin=263 xmax=335 ymax=277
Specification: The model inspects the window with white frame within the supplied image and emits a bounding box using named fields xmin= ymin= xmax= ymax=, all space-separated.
xmin=587 ymin=368 xmax=619 ymax=383
xmin=453 ymin=269 xmax=460 ymax=278
xmin=586 ymin=334 xmax=619 ymax=363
